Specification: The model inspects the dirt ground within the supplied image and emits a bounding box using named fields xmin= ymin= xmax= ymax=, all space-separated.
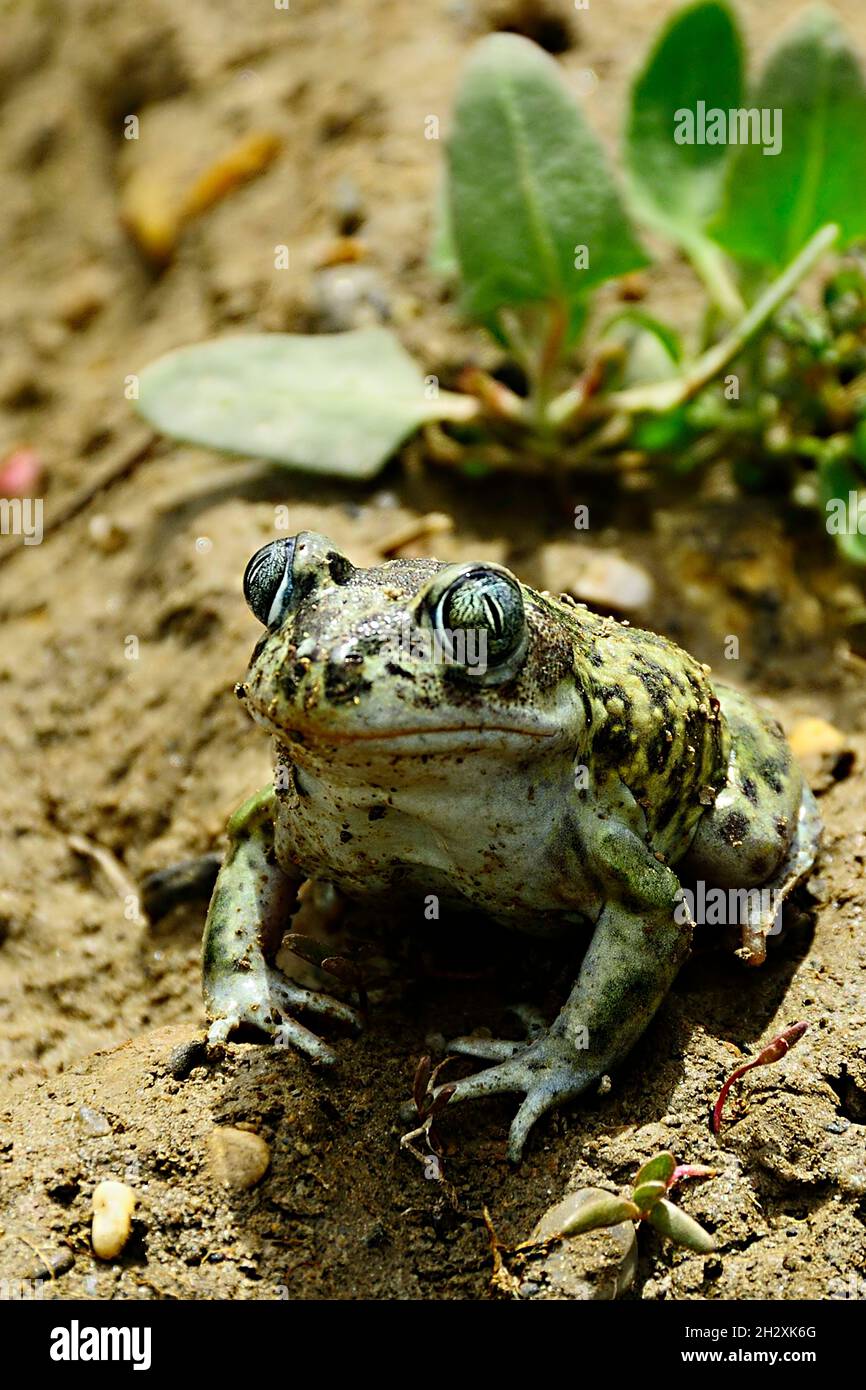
xmin=0 ymin=0 xmax=864 ymax=1301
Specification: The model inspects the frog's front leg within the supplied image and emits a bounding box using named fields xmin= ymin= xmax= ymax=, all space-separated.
xmin=442 ymin=824 xmax=692 ymax=1161
xmin=203 ymin=787 xmax=361 ymax=1062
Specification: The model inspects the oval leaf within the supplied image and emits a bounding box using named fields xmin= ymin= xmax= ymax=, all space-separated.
xmin=558 ymin=1193 xmax=641 ymax=1237
xmin=137 ymin=329 xmax=474 ymax=478
xmin=713 ymin=10 xmax=866 ymax=268
xmin=633 ymin=1150 xmax=676 ymax=1188
xmin=447 ymin=34 xmax=646 ymax=322
xmin=647 ymin=1198 xmax=716 ymax=1253
xmin=632 ymin=1179 xmax=669 ymax=1212
xmin=626 ymin=1 xmax=743 ymax=238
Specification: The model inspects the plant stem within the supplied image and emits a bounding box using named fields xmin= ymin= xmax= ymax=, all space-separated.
xmin=548 ymin=223 xmax=839 ymax=431
xmin=607 ymin=223 xmax=839 ymax=417
xmin=683 ymin=232 xmax=745 ymax=321
xmin=712 ymin=1021 xmax=808 ymax=1135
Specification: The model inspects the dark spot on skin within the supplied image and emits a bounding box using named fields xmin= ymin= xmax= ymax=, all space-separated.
xmin=339 ymin=830 xmax=353 ymax=843
xmin=720 ymin=810 xmax=750 ymax=846
xmin=280 ymin=660 xmax=309 ymax=703
xmin=324 ymin=661 xmax=372 ymax=704
xmin=760 ymin=759 xmax=784 ymax=794
xmin=575 ymin=679 xmax=592 ymax=729
xmin=742 ymin=775 xmax=759 ymax=805
xmin=249 ymin=634 xmax=269 ymax=666
xmin=647 ymin=730 xmax=672 ymax=773
xmin=386 ymin=662 xmax=414 ymax=679
xmin=368 ymin=806 xmax=386 ymax=821
xmin=326 ymin=551 xmax=354 ymax=585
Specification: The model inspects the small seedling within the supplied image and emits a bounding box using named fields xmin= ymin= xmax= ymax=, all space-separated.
xmin=400 ymin=1054 xmax=456 ymax=1182
xmin=712 ymin=1021 xmax=808 ymax=1134
xmin=135 ymin=4 xmax=866 ymax=563
xmin=551 ymin=1151 xmax=718 ymax=1254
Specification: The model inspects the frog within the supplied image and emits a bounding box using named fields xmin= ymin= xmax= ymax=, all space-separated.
xmin=200 ymin=530 xmax=821 ymax=1160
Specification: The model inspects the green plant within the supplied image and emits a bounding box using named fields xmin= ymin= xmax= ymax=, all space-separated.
xmin=135 ymin=3 xmax=866 ymax=562
xmin=554 ymin=1151 xmax=717 ymax=1254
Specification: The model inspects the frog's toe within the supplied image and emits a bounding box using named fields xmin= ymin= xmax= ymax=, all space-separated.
xmin=448 ymin=1036 xmax=524 ymax=1061
xmin=268 ymin=975 xmax=362 ymax=1029
xmin=205 ymin=964 xmax=359 ymax=1064
xmin=272 ymin=1016 xmax=338 ymax=1065
xmin=437 ymin=1037 xmax=589 ymax=1161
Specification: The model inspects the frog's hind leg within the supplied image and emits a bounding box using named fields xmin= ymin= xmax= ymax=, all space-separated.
xmin=440 ymin=827 xmax=693 ymax=1161
xmin=683 ymin=685 xmax=822 ymax=965
xmin=203 ymin=787 xmax=362 ymax=1060
xmin=736 ymin=783 xmax=822 ymax=966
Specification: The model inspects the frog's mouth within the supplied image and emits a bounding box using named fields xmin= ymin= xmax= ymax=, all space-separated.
xmin=238 ymin=679 xmax=561 ymax=749
xmin=271 ymin=720 xmax=559 ymax=751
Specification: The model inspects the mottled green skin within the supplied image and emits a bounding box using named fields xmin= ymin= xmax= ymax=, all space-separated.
xmin=203 ymin=532 xmax=820 ymax=1159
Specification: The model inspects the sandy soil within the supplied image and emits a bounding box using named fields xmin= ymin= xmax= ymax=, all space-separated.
xmin=0 ymin=0 xmax=864 ymax=1301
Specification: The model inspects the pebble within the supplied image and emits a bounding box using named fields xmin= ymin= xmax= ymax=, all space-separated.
xmin=88 ymin=514 xmax=129 ymax=554
xmin=311 ymin=265 xmax=391 ymax=332
xmin=77 ymin=1105 xmax=112 ymax=1137
xmin=521 ymin=1187 xmax=637 ymax=1300
xmin=535 ymin=541 xmax=654 ymax=614
xmin=167 ymin=1037 xmax=208 ymax=1081
xmin=91 ymin=1180 xmax=137 ymax=1260
xmin=207 ymin=1126 xmax=270 ymax=1191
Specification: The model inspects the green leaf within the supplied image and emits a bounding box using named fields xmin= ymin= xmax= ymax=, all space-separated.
xmin=447 ymin=33 xmax=646 ymax=322
xmin=136 ymin=329 xmax=474 ymax=479
xmin=633 ymin=1151 xmax=677 ymax=1189
xmin=713 ymin=9 xmax=866 ymax=268
xmin=603 ymin=310 xmax=682 ymax=391
xmin=557 ymin=1193 xmax=641 ymax=1237
xmin=429 ymin=178 xmax=459 ymax=278
xmin=626 ymin=2 xmax=743 ymax=240
xmin=604 ymin=309 xmax=682 ymax=366
xmin=632 ymin=1179 xmax=669 ymax=1212
xmin=647 ymin=1199 xmax=716 ymax=1253
xmin=819 ymin=451 xmax=866 ymax=564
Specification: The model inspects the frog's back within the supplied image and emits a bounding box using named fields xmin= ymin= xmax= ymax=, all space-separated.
xmin=567 ymin=606 xmax=729 ymax=863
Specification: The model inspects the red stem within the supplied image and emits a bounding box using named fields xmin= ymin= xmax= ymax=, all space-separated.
xmin=712 ymin=1022 xmax=808 ymax=1135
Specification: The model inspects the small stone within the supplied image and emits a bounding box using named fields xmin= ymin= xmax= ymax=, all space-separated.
xmin=77 ymin=1105 xmax=112 ymax=1136
xmin=521 ymin=1187 xmax=637 ymax=1301
xmin=91 ymin=1180 xmax=137 ymax=1260
xmin=207 ymin=1126 xmax=270 ymax=1191
xmin=167 ymin=1037 xmax=208 ymax=1081
xmin=88 ymin=515 xmax=129 ymax=554
xmin=536 ymin=541 xmax=654 ymax=614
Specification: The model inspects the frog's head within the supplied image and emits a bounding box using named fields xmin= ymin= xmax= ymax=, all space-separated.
xmin=237 ymin=532 xmax=585 ymax=767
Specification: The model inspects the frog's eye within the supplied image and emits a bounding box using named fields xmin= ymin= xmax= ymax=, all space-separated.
xmin=432 ymin=566 xmax=527 ymax=676
xmin=243 ymin=538 xmax=296 ymax=629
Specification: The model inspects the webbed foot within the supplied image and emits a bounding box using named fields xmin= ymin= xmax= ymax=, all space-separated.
xmin=440 ymin=1030 xmax=593 ymax=1161
xmin=207 ymin=964 xmax=362 ymax=1065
